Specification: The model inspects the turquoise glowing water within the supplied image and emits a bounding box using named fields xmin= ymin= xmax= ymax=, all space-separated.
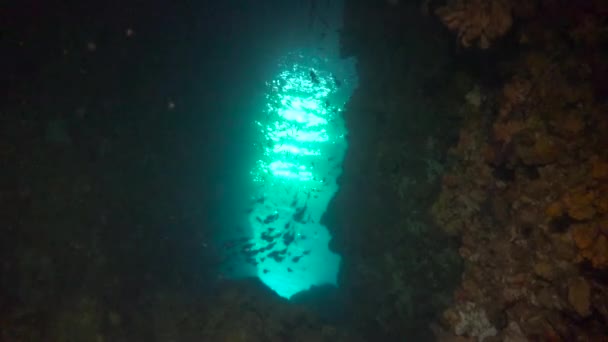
xmin=216 ymin=0 xmax=357 ymax=299
xmin=246 ymin=51 xmax=355 ymax=298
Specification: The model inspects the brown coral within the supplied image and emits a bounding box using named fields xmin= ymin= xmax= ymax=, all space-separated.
xmin=596 ymin=187 xmax=608 ymax=214
xmin=591 ymin=158 xmax=608 ymax=180
xmin=436 ymin=0 xmax=512 ymax=49
xmin=570 ymin=15 xmax=604 ymax=47
xmin=568 ymin=277 xmax=591 ymax=317
xmin=499 ymin=76 xmax=532 ymax=119
xmin=554 ymin=114 xmax=585 ymax=139
xmin=516 ymin=134 xmax=561 ymax=166
xmin=598 ymin=216 xmax=608 ymax=235
xmin=493 ymin=120 xmax=525 ymax=145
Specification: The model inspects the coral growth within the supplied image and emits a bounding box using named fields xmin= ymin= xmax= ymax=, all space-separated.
xmin=498 ymin=76 xmax=532 ymax=120
xmin=443 ymin=302 xmax=497 ymax=340
xmin=436 ymin=0 xmax=513 ymax=49
xmin=431 ymin=0 xmax=608 ymax=339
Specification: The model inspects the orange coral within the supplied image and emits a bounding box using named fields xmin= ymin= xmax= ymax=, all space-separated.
xmin=580 ymin=235 xmax=608 ymax=268
xmin=572 ymin=223 xmax=598 ymax=250
xmin=563 ymin=188 xmax=596 ymax=221
xmin=572 ymin=214 xmax=608 ymax=268
xmin=436 ymin=0 xmax=512 ymax=49
xmin=545 ymin=201 xmax=564 ymax=219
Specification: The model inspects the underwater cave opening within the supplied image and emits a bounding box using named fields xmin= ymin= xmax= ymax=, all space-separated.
xmin=212 ymin=0 xmax=358 ymax=299
xmin=218 ymin=49 xmax=357 ymax=299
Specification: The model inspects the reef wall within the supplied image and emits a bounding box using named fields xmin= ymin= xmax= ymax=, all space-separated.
xmin=430 ymin=0 xmax=608 ymax=340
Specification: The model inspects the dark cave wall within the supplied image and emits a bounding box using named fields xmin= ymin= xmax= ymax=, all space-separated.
xmin=323 ymin=0 xmax=464 ymax=339
xmin=2 ymin=2 xmax=264 ymax=339
xmin=2 ymin=2 xmax=371 ymax=340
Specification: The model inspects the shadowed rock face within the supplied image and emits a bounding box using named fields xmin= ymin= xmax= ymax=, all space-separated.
xmin=185 ymin=278 xmax=362 ymax=342
xmin=41 ymin=278 xmax=359 ymax=342
xmin=290 ymin=284 xmax=346 ymax=323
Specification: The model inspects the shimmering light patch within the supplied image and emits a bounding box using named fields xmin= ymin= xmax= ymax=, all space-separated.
xmin=271 ymin=144 xmax=321 ymax=156
xmin=243 ymin=50 xmax=357 ymax=298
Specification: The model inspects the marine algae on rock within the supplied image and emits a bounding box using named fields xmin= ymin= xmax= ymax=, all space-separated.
xmin=436 ymin=0 xmax=513 ymax=49
xmin=431 ymin=0 xmax=608 ymax=338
